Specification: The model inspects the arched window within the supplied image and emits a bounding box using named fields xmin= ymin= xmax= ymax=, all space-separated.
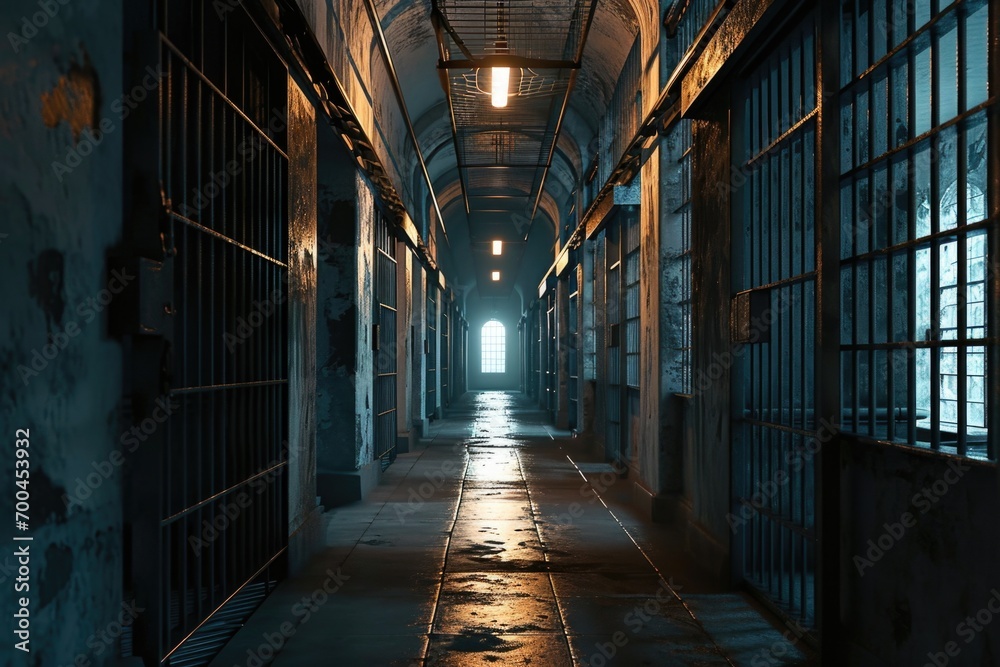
xmin=481 ymin=321 xmax=505 ymax=373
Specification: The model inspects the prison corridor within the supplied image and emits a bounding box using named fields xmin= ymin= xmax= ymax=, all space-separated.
xmin=208 ymin=392 xmax=813 ymax=666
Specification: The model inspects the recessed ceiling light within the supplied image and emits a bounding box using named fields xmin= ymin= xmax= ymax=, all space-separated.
xmin=492 ymin=240 xmax=503 ymax=255
xmin=491 ymin=271 xmax=501 ymax=281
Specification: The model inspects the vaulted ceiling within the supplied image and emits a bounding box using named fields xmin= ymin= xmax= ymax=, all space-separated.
xmin=375 ymin=0 xmax=640 ymax=301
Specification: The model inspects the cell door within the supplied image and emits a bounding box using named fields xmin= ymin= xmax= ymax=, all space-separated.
xmin=374 ymin=211 xmax=398 ymax=468
xmin=623 ymin=209 xmax=641 ymax=462
xmin=568 ymin=266 xmax=580 ymax=429
xmin=127 ymin=2 xmax=290 ymax=662
xmin=731 ymin=15 xmax=818 ymax=630
xmin=605 ymin=218 xmax=623 ymax=464
xmin=546 ymin=291 xmax=557 ymax=413
xmin=426 ymin=285 xmax=437 ymax=417
xmin=441 ymin=300 xmax=450 ymax=407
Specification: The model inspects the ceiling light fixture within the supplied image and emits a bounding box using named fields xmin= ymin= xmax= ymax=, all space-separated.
xmin=491 ymin=1 xmax=509 ymax=108
xmin=492 ymin=240 xmax=503 ymax=255
xmin=491 ymin=271 xmax=501 ymax=281
xmin=491 ymin=66 xmax=510 ymax=108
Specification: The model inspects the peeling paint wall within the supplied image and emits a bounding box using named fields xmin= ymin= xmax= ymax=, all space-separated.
xmin=636 ymin=150 xmax=660 ymax=494
xmin=295 ymin=0 xmax=425 ymax=223
xmin=0 ymin=2 xmax=125 ymax=664
xmin=354 ymin=173 xmax=376 ymax=460
xmin=395 ymin=242 xmax=414 ymax=448
xmin=287 ymin=75 xmax=319 ymax=563
xmin=316 ymin=121 xmax=372 ymax=473
xmin=411 ymin=262 xmax=427 ymax=434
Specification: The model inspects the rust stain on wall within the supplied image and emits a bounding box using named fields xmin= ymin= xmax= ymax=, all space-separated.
xmin=40 ymin=52 xmax=101 ymax=143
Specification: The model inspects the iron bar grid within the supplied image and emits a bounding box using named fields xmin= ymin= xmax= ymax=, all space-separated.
xmin=732 ymin=14 xmax=818 ymax=629
xmin=838 ymin=0 xmax=994 ymax=460
xmin=374 ymin=210 xmax=398 ymax=465
xmin=153 ymin=1 xmax=289 ymax=663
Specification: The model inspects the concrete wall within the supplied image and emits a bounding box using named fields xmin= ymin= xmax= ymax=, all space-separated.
xmin=315 ymin=121 xmax=378 ymax=503
xmin=841 ymin=444 xmax=1000 ymax=664
xmin=0 ymin=1 xmax=125 ymax=664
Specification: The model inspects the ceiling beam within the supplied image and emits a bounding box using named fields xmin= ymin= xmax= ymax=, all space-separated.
xmin=438 ymin=56 xmax=580 ymax=70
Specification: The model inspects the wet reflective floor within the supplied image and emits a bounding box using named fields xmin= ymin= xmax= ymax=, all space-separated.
xmin=211 ymin=392 xmax=815 ymax=666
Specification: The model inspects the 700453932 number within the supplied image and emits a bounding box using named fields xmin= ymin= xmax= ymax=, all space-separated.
xmin=15 ymin=429 xmax=29 ymax=532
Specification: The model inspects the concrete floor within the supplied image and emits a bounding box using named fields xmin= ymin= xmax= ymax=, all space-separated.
xmin=210 ymin=392 xmax=817 ymax=666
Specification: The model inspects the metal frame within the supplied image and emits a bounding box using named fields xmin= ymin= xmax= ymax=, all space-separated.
xmin=568 ymin=265 xmax=580 ymax=428
xmin=838 ymin=0 xmax=996 ymax=460
xmin=731 ymin=12 xmax=819 ymax=631
xmin=427 ymin=284 xmax=438 ymax=417
xmin=125 ymin=2 xmax=290 ymax=662
xmin=374 ymin=210 xmax=399 ymax=468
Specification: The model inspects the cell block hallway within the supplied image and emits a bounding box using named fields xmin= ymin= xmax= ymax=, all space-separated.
xmin=2 ymin=0 xmax=998 ymax=665
xmin=211 ymin=393 xmax=812 ymax=666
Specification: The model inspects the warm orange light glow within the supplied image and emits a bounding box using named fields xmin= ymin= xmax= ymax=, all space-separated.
xmin=491 ymin=67 xmax=510 ymax=108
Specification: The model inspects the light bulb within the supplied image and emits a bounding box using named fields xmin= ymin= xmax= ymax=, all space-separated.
xmin=491 ymin=67 xmax=509 ymax=108
xmin=492 ymin=240 xmax=503 ymax=255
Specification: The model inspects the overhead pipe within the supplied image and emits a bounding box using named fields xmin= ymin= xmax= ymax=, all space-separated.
xmin=265 ymin=0 xmax=442 ymax=268
xmin=567 ymin=0 xmax=733 ymax=246
xmin=360 ymin=0 xmax=450 ymax=246
xmin=527 ymin=0 xmax=601 ymax=233
xmin=431 ymin=6 xmax=473 ymax=216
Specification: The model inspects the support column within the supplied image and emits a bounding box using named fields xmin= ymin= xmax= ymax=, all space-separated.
xmin=412 ymin=264 xmax=429 ymax=437
xmin=396 ymin=242 xmax=415 ymax=453
xmin=287 ymin=77 xmax=321 ymax=569
xmin=316 ymin=163 xmax=379 ymax=506
xmin=555 ymin=276 xmax=570 ymax=428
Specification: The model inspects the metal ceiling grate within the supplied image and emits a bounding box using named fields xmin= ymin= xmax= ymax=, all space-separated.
xmin=436 ymin=0 xmax=587 ymax=61
xmin=432 ymin=0 xmax=596 ymax=221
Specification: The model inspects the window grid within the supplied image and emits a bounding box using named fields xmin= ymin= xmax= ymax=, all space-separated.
xmin=482 ymin=320 xmax=506 ymax=373
xmin=625 ymin=212 xmax=641 ymax=389
xmin=664 ymin=119 xmax=694 ymax=394
xmin=839 ymin=0 xmax=994 ymax=460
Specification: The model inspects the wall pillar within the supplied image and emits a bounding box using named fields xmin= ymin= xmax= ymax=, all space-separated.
xmin=411 ymin=264 xmax=429 ymax=437
xmin=315 ymin=159 xmax=379 ymax=506
xmin=555 ymin=276 xmax=570 ymax=428
xmin=395 ymin=243 xmax=415 ymax=452
xmin=287 ymin=76 xmax=321 ymax=569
